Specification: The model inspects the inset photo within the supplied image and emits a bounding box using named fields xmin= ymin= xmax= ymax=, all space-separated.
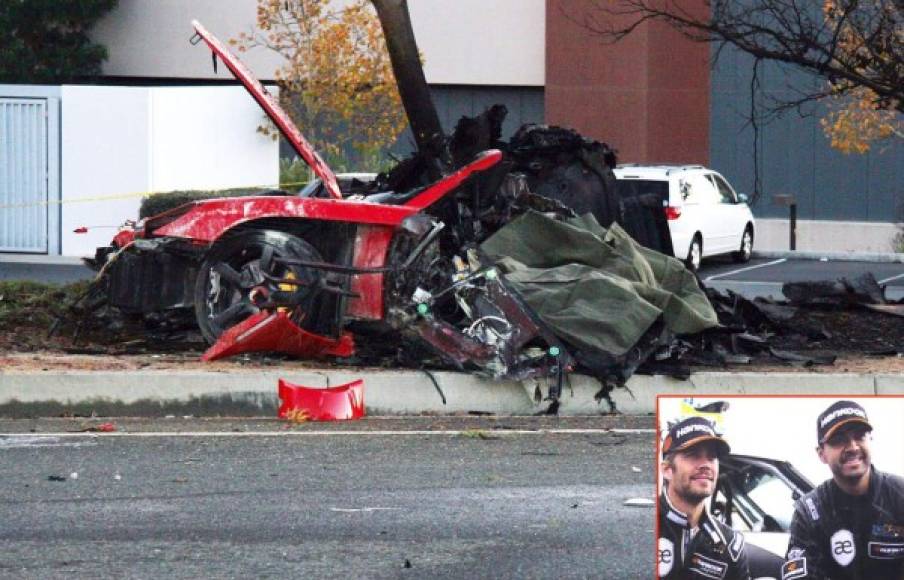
xmin=655 ymin=395 xmax=904 ymax=580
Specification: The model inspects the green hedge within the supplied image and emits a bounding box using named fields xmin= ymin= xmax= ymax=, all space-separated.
xmin=139 ymin=188 xmax=293 ymax=219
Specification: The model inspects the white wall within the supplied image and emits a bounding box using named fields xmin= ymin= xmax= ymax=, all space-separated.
xmin=61 ymin=86 xmax=151 ymax=257
xmin=148 ymin=87 xmax=277 ymax=192
xmin=60 ymin=85 xmax=278 ymax=257
xmin=91 ymin=0 xmax=545 ymax=86
xmin=755 ymin=219 xmax=903 ymax=253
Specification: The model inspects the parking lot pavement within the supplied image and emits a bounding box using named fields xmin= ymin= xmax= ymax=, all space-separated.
xmin=699 ymin=257 xmax=904 ymax=301
xmin=4 ymin=254 xmax=903 ymax=302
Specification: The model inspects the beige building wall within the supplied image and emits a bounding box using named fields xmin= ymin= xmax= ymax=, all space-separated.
xmin=91 ymin=0 xmax=545 ymax=86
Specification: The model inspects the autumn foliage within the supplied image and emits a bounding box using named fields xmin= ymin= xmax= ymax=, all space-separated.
xmin=820 ymin=1 xmax=902 ymax=154
xmin=232 ymin=0 xmax=406 ymax=171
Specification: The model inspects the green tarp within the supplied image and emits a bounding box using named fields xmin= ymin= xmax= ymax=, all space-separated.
xmin=480 ymin=211 xmax=718 ymax=356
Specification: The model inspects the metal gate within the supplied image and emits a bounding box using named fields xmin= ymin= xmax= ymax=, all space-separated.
xmin=0 ymin=98 xmax=48 ymax=253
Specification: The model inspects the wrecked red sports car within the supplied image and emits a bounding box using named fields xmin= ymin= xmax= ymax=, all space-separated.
xmin=89 ymin=22 xmax=587 ymax=398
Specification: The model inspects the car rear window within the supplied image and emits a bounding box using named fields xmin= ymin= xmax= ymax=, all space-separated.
xmin=615 ymin=179 xmax=669 ymax=201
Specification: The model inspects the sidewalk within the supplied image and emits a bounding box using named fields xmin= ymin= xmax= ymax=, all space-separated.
xmin=1 ymin=366 xmax=902 ymax=418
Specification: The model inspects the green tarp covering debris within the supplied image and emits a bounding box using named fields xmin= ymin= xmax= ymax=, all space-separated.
xmin=480 ymin=211 xmax=718 ymax=356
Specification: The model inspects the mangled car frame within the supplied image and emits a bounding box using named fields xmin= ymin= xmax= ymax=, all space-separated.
xmin=87 ymin=14 xmax=718 ymax=411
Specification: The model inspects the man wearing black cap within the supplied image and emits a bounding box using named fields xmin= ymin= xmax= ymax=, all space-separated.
xmin=782 ymin=400 xmax=904 ymax=580
xmin=658 ymin=416 xmax=750 ymax=579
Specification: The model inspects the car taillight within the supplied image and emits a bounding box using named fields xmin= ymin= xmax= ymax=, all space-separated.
xmin=665 ymin=206 xmax=682 ymax=220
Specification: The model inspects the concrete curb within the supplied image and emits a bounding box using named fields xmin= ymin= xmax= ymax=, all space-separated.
xmin=0 ymin=254 xmax=87 ymax=266
xmin=752 ymin=250 xmax=904 ymax=263
xmin=1 ymin=369 xmax=901 ymax=418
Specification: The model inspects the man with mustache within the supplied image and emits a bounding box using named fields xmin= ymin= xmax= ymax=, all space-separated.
xmin=658 ymin=416 xmax=750 ymax=579
xmin=782 ymin=400 xmax=904 ymax=579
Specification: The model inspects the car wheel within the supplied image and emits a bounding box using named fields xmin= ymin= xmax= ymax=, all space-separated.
xmin=685 ymin=236 xmax=702 ymax=272
xmin=194 ymin=230 xmax=322 ymax=344
xmin=733 ymin=227 xmax=753 ymax=263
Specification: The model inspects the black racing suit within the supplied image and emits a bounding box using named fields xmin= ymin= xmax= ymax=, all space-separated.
xmin=658 ymin=491 xmax=750 ymax=579
xmin=783 ymin=466 xmax=904 ymax=580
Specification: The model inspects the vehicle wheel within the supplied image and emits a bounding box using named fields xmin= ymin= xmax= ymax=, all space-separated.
xmin=733 ymin=226 xmax=753 ymax=263
xmin=685 ymin=236 xmax=703 ymax=272
xmin=194 ymin=230 xmax=322 ymax=344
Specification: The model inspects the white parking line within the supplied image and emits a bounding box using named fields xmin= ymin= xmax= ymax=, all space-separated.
xmin=704 ymin=258 xmax=787 ymax=282
xmin=704 ymin=280 xmax=781 ymax=286
xmin=0 ymin=428 xmax=654 ymax=439
xmin=878 ymin=272 xmax=904 ymax=284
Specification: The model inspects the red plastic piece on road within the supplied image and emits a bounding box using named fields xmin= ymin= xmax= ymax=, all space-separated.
xmin=201 ymin=310 xmax=355 ymax=362
xmin=278 ymin=379 xmax=365 ymax=421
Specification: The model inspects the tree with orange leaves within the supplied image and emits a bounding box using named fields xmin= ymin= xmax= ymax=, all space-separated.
xmin=232 ymin=0 xmax=406 ymax=171
xmin=820 ymin=1 xmax=902 ymax=153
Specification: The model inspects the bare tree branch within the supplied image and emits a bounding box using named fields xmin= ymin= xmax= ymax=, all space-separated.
xmin=578 ymin=0 xmax=903 ymax=113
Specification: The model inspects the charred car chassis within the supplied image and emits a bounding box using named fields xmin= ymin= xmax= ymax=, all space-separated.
xmin=89 ymin=20 xmax=586 ymax=407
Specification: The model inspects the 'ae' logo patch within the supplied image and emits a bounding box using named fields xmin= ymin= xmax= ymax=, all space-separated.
xmin=658 ymin=537 xmax=675 ymax=576
xmin=831 ymin=529 xmax=856 ymax=567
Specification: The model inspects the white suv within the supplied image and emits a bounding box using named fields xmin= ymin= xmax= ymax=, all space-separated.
xmin=613 ymin=165 xmax=755 ymax=270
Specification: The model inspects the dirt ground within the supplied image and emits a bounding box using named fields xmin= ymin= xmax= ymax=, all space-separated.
xmin=1 ymin=350 xmax=901 ymax=374
xmin=1 ymin=280 xmax=902 ymax=374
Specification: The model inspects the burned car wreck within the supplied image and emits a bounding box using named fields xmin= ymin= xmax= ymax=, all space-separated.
xmin=80 ymin=19 xmax=719 ymax=411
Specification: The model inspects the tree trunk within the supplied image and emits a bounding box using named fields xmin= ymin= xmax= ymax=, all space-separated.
xmin=370 ymin=0 xmax=450 ymax=171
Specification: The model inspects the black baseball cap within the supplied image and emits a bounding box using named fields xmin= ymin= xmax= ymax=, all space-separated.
xmin=817 ymin=400 xmax=873 ymax=445
xmin=662 ymin=416 xmax=730 ymax=457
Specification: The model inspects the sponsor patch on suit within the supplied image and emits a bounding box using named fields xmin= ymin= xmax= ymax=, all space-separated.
xmin=868 ymin=541 xmax=904 ymax=559
xmin=727 ymin=532 xmax=744 ymax=562
xmin=688 ymin=552 xmax=727 ymax=579
xmin=781 ymin=558 xmax=807 ymax=580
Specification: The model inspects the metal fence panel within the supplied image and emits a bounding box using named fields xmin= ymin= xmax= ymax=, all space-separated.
xmin=0 ymin=98 xmax=48 ymax=252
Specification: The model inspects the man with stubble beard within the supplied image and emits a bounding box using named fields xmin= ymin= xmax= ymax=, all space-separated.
xmin=782 ymin=400 xmax=904 ymax=580
xmin=658 ymin=416 xmax=750 ymax=579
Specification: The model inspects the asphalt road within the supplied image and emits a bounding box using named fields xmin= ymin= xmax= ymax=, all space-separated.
xmin=0 ymin=417 xmax=655 ymax=580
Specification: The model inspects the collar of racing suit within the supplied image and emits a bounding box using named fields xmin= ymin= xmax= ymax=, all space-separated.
xmin=660 ymin=489 xmax=730 ymax=550
xmin=826 ymin=464 xmax=880 ymax=515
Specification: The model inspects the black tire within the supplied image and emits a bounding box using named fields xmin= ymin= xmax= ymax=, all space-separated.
xmin=732 ymin=226 xmax=754 ymax=263
xmin=194 ymin=230 xmax=322 ymax=344
xmin=685 ymin=235 xmax=703 ymax=272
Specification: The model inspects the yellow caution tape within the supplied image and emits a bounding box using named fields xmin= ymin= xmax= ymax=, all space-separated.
xmin=0 ymin=180 xmax=310 ymax=211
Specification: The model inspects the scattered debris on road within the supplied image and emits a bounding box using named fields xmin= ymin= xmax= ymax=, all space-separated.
xmin=73 ymin=422 xmax=117 ymax=433
xmin=2 ymin=13 xmax=902 ymax=413
xmin=623 ymin=498 xmax=655 ymax=507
